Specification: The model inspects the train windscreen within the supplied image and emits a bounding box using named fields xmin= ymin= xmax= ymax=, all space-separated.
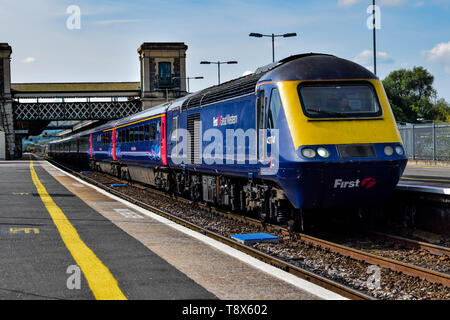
xmin=298 ymin=82 xmax=382 ymax=118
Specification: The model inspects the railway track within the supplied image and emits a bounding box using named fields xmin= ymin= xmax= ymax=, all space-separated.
xmin=368 ymin=231 xmax=450 ymax=257
xmin=42 ymin=156 xmax=450 ymax=299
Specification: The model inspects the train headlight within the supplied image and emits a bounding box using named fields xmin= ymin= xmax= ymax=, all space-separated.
xmin=301 ymin=148 xmax=316 ymax=158
xmin=395 ymin=146 xmax=405 ymax=156
xmin=384 ymin=146 xmax=394 ymax=156
xmin=317 ymin=147 xmax=330 ymax=158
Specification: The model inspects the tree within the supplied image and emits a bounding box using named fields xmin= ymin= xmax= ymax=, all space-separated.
xmin=383 ymin=67 xmax=437 ymax=123
xmin=429 ymin=99 xmax=450 ymax=122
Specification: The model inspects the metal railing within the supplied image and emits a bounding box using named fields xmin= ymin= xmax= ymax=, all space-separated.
xmin=398 ymin=123 xmax=450 ymax=161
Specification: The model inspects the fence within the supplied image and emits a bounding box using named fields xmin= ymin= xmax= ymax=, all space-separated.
xmin=398 ymin=123 xmax=450 ymax=161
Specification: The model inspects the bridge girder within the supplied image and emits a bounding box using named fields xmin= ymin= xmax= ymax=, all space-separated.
xmin=13 ymin=100 xmax=141 ymax=121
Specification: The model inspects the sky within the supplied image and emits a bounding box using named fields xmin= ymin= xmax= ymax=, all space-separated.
xmin=1 ymin=0 xmax=449 ymax=101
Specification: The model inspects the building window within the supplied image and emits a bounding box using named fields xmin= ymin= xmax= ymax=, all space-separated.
xmin=158 ymin=62 xmax=171 ymax=87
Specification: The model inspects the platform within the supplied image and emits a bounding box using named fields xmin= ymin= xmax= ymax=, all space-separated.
xmin=398 ymin=164 xmax=450 ymax=195
xmin=0 ymin=157 xmax=343 ymax=300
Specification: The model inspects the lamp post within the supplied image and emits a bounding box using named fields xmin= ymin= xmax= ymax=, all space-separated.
xmin=200 ymin=61 xmax=238 ymax=85
xmin=173 ymin=76 xmax=204 ymax=93
xmin=372 ymin=0 xmax=377 ymax=75
xmin=249 ymin=32 xmax=297 ymax=63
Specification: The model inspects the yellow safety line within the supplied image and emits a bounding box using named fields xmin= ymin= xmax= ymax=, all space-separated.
xmin=408 ymin=166 xmax=450 ymax=170
xmin=401 ymin=176 xmax=450 ymax=183
xmin=29 ymin=159 xmax=127 ymax=300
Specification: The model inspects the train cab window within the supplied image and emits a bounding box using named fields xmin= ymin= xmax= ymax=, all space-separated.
xmin=268 ymin=88 xmax=282 ymax=129
xmin=156 ymin=121 xmax=161 ymax=136
xmin=298 ymin=82 xmax=382 ymax=118
xmin=150 ymin=123 xmax=156 ymax=140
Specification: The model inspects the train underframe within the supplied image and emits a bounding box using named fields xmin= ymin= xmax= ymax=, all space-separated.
xmin=88 ymin=158 xmax=301 ymax=227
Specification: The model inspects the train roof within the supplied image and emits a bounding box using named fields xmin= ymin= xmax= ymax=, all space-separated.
xmin=49 ymin=53 xmax=377 ymax=144
xmin=259 ymin=54 xmax=377 ymax=82
xmin=181 ymin=53 xmax=377 ymax=110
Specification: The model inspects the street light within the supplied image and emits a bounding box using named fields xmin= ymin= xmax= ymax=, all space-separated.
xmin=249 ymin=32 xmax=297 ymax=63
xmin=173 ymin=76 xmax=204 ymax=93
xmin=372 ymin=0 xmax=377 ymax=75
xmin=200 ymin=61 xmax=238 ymax=85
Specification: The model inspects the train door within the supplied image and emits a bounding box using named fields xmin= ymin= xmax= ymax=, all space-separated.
xmin=168 ymin=109 xmax=180 ymax=165
xmin=161 ymin=114 xmax=168 ymax=166
xmin=112 ymin=128 xmax=117 ymax=161
xmin=89 ymin=134 xmax=93 ymax=158
xmin=256 ymin=87 xmax=267 ymax=163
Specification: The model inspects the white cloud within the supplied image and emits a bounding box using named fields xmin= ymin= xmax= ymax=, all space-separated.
xmin=338 ymin=0 xmax=361 ymax=7
xmin=379 ymin=0 xmax=408 ymax=6
xmin=95 ymin=19 xmax=143 ymax=25
xmin=423 ymin=41 xmax=450 ymax=74
xmin=354 ymin=50 xmax=394 ymax=67
xmin=22 ymin=57 xmax=36 ymax=64
xmin=338 ymin=0 xmax=407 ymax=8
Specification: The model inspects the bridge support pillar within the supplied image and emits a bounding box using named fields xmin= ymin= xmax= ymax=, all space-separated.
xmin=138 ymin=42 xmax=188 ymax=110
xmin=0 ymin=43 xmax=16 ymax=159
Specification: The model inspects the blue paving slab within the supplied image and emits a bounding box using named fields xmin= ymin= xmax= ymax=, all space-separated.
xmin=231 ymin=233 xmax=279 ymax=244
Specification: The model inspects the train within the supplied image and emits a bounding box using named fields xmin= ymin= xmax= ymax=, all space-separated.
xmin=47 ymin=53 xmax=408 ymax=227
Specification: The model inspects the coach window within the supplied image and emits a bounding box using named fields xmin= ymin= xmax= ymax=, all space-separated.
xmin=134 ymin=127 xmax=139 ymax=142
xmin=150 ymin=123 xmax=156 ymax=140
xmin=144 ymin=125 xmax=149 ymax=141
xmin=268 ymin=88 xmax=282 ymax=129
xmin=171 ymin=116 xmax=178 ymax=141
xmin=129 ymin=128 xmax=133 ymax=142
xmin=257 ymin=90 xmax=266 ymax=130
xmin=139 ymin=126 xmax=143 ymax=141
